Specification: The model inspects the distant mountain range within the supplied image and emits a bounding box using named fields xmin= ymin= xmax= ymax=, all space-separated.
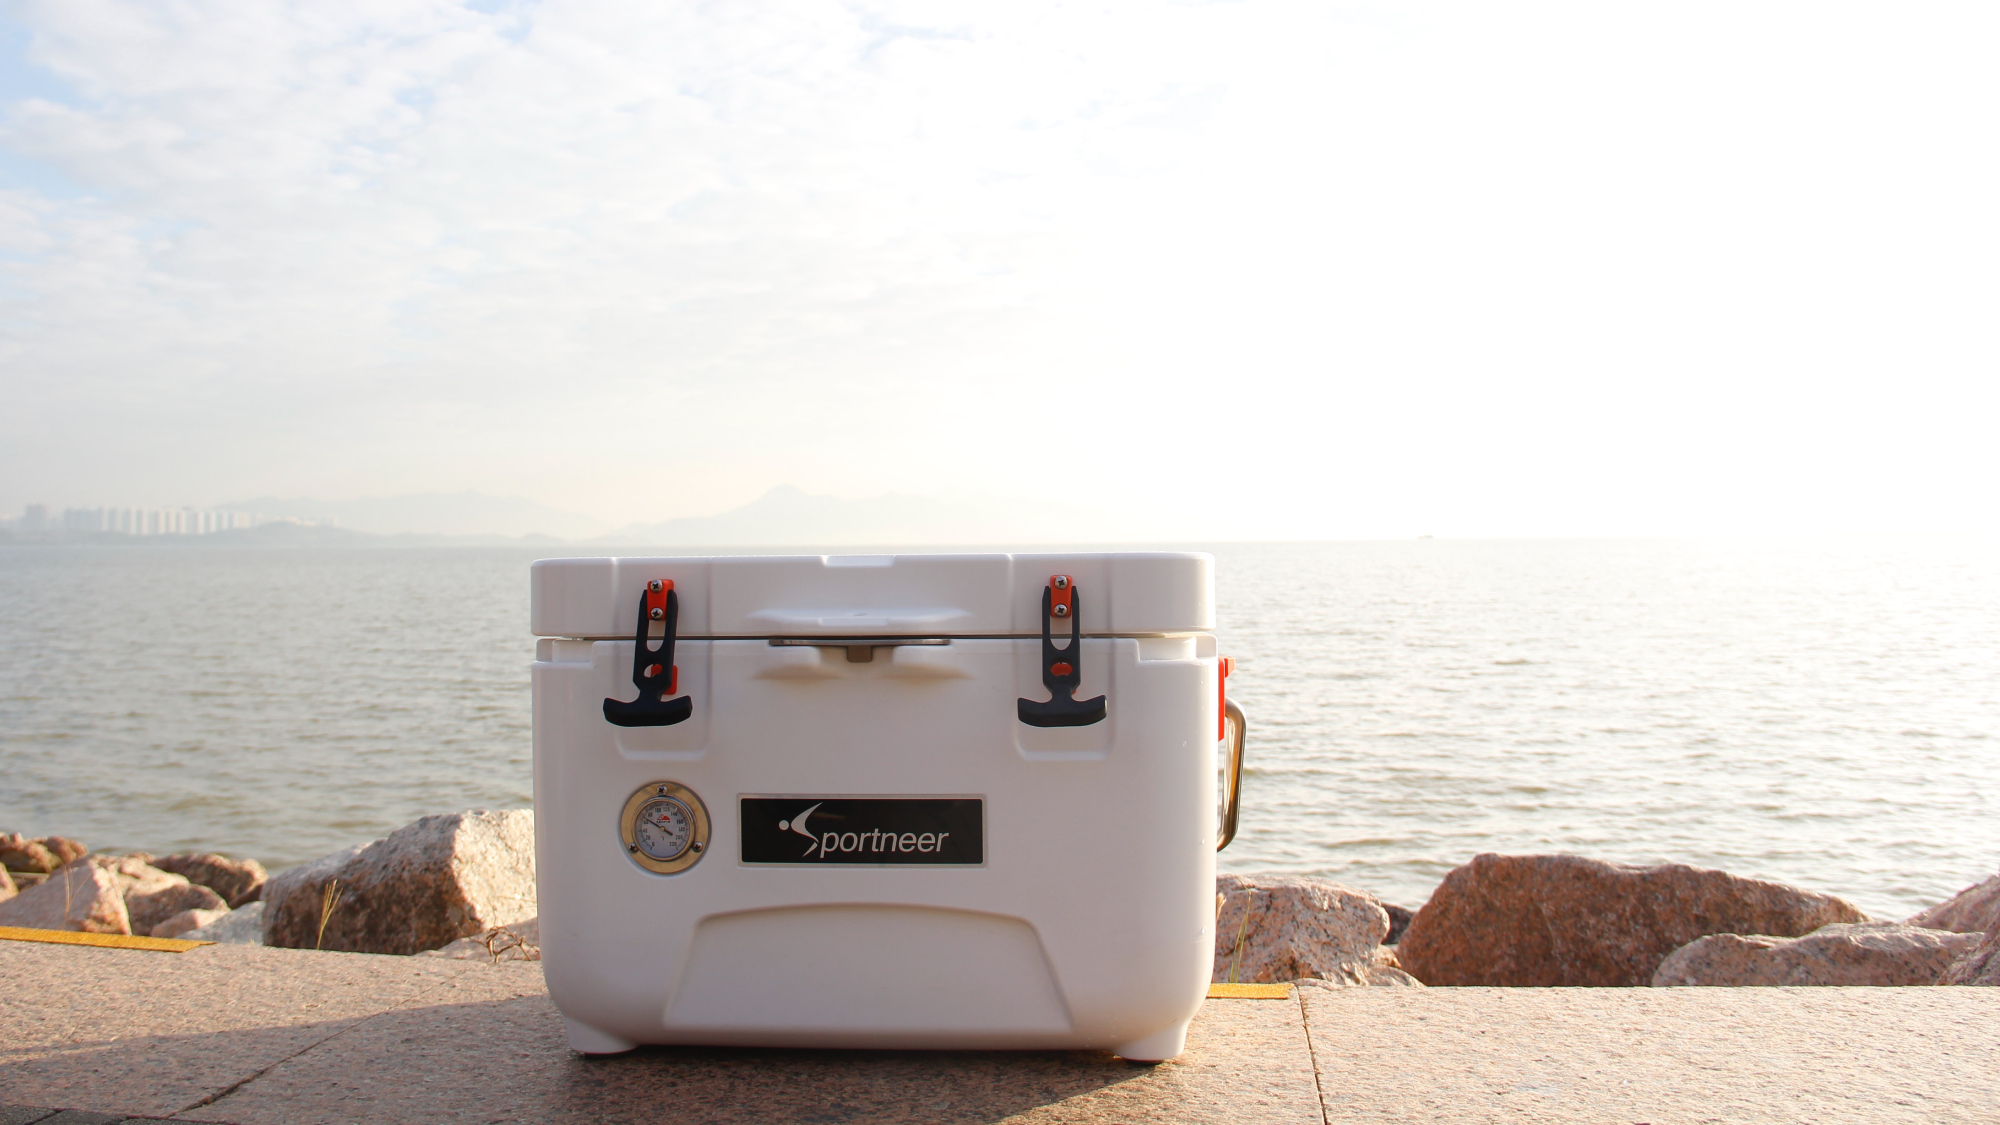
xmin=222 ymin=493 xmax=609 ymax=539
xmin=212 ymin=487 xmax=1163 ymax=545
xmin=600 ymin=486 xmax=1154 ymax=546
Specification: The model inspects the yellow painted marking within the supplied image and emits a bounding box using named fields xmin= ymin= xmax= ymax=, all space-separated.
xmin=0 ymin=925 xmax=213 ymax=952
xmin=1206 ymin=982 xmax=1293 ymax=999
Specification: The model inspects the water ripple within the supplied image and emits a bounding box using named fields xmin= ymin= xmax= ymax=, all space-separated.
xmin=1 ymin=538 xmax=1994 ymax=919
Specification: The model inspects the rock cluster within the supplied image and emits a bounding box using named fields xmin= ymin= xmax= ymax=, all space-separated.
xmin=0 ymin=837 xmax=271 ymax=939
xmin=1396 ymin=853 xmax=1869 ymax=987
xmin=11 ymin=812 xmax=1991 ymax=993
xmin=1213 ymin=873 xmax=1417 ymax=987
xmin=263 ymin=810 xmax=535 ymax=954
xmin=1 ymin=833 xmax=86 ymax=876
xmin=1652 ymin=922 xmax=1982 ymax=986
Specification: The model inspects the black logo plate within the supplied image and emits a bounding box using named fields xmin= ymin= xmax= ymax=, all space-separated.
xmin=739 ymin=797 xmax=984 ymax=865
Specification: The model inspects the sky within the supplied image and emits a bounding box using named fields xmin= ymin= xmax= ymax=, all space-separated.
xmin=1 ymin=0 xmax=1995 ymax=540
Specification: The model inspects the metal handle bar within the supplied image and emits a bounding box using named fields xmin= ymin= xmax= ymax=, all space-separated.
xmin=1218 ymin=698 xmax=1247 ymax=852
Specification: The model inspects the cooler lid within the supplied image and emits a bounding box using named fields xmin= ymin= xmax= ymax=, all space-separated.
xmin=531 ymin=552 xmax=1213 ymax=638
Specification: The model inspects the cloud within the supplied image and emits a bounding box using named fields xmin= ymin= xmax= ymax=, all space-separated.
xmin=2 ymin=1 xmax=1997 ymax=537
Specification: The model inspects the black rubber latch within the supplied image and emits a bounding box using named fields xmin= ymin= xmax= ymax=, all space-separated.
xmin=1017 ymin=582 xmax=1107 ymax=727
xmin=604 ymin=585 xmax=693 ymax=727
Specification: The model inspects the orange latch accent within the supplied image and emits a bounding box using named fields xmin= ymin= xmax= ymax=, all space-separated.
xmin=645 ymin=580 xmax=677 ymax=695
xmin=643 ymin=664 xmax=679 ymax=694
xmin=1049 ymin=575 xmax=1073 ymax=618
xmin=1218 ymin=655 xmax=1234 ymax=740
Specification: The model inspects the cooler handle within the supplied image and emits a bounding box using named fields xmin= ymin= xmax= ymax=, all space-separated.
xmin=1218 ymin=698 xmax=1247 ymax=852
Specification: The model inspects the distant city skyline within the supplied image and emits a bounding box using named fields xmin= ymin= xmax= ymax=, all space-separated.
xmin=5 ymin=502 xmax=320 ymax=537
xmin=1 ymin=486 xmax=1166 ymax=544
xmin=2 ymin=2 xmax=1995 ymax=540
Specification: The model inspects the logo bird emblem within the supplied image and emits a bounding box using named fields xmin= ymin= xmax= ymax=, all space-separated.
xmin=779 ymin=803 xmax=823 ymax=856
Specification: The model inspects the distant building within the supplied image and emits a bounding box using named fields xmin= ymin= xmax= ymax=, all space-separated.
xmin=31 ymin=505 xmax=264 ymax=537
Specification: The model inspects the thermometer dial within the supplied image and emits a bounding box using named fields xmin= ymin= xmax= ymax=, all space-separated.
xmin=634 ymin=796 xmax=693 ymax=860
xmin=619 ymin=781 xmax=710 ymax=874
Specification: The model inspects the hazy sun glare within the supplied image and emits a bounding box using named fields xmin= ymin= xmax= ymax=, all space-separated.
xmin=2 ymin=0 xmax=1995 ymax=539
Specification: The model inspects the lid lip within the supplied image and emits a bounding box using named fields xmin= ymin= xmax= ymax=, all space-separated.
xmin=530 ymin=552 xmax=1216 ymax=638
xmin=530 ymin=550 xmax=1218 ymax=565
xmin=537 ymin=630 xmax=1215 ymax=642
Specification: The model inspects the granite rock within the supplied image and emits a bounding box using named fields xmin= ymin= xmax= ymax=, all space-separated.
xmin=0 ymin=865 xmax=13 ymax=902
xmin=1 ymin=834 xmax=59 ymax=874
xmin=1294 ymin=947 xmax=1424 ymax=988
xmin=1939 ymin=927 xmax=2000 ymax=986
xmin=1382 ymin=902 xmax=1414 ymax=945
xmin=1396 ymin=853 xmax=1870 ymax=987
xmin=260 ymin=842 xmax=365 ymax=943
xmin=43 ymin=836 xmax=88 ymax=865
xmin=153 ymin=906 xmax=232 ymax=939
xmin=91 ymin=853 xmax=187 ymax=899
xmin=263 ymin=809 xmax=536 ymax=954
xmin=1652 ymin=922 xmax=1982 ymax=986
xmin=184 ymin=899 xmax=265 ymax=944
xmin=1214 ymin=873 xmax=1391 ymax=985
xmin=1907 ymin=870 xmax=2000 ymax=935
xmin=129 ymin=881 xmax=229 ymax=934
xmin=1367 ymin=944 xmax=1424 ymax=986
xmin=422 ymin=917 xmax=542 ymax=962
xmin=153 ymin=852 xmax=269 ymax=908
xmin=0 ymin=860 xmax=132 ymax=933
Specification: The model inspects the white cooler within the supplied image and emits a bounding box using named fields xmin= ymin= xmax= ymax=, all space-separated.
xmin=530 ymin=552 xmax=1246 ymax=1061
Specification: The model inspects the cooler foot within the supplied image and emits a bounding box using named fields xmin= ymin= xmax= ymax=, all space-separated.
xmin=1113 ymin=1021 xmax=1189 ymax=1063
xmin=564 ymin=1016 xmax=638 ymax=1056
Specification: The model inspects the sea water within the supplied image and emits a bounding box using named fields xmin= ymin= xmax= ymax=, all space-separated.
xmin=1 ymin=538 xmax=1994 ymax=918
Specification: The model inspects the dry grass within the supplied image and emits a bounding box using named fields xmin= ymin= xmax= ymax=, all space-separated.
xmin=315 ymin=879 xmax=345 ymax=950
xmin=1226 ymin=903 xmax=1252 ymax=984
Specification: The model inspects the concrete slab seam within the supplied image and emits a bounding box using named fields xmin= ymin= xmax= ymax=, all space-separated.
xmin=170 ymin=957 xmax=485 ymax=1119
xmin=1294 ymin=988 xmax=1332 ymax=1125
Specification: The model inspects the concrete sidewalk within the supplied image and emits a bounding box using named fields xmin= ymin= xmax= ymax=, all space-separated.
xmin=2 ymin=940 xmax=1994 ymax=1124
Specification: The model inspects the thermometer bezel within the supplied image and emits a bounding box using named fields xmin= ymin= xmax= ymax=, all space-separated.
xmin=619 ymin=780 xmax=710 ymax=875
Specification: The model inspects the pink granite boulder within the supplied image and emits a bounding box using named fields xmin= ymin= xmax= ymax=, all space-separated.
xmin=1939 ymin=928 xmax=2000 ymax=986
xmin=1397 ymin=854 xmax=1869 ymax=987
xmin=1652 ymin=922 xmax=1982 ymax=986
xmin=0 ymin=866 xmax=14 ymax=902
xmin=1906 ymin=870 xmax=2000 ymax=935
xmin=1214 ymin=873 xmax=1406 ymax=986
xmin=0 ymin=861 xmax=132 ymax=933
xmin=91 ymin=853 xmax=185 ymax=898
xmin=153 ymin=853 xmax=268 ymax=908
xmin=263 ymin=809 xmax=536 ymax=954
xmin=42 ymin=836 xmax=88 ymax=865
xmin=129 ymin=881 xmax=229 ymax=934
xmin=152 ymin=906 xmax=232 ymax=939
xmin=1 ymin=834 xmax=59 ymax=875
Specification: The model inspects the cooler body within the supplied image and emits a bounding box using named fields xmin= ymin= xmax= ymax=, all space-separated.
xmin=530 ymin=553 xmax=1223 ymax=1060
